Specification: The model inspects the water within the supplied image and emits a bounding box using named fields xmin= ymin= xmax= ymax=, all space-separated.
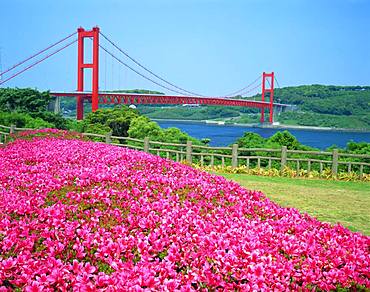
xmin=156 ymin=120 xmax=370 ymax=150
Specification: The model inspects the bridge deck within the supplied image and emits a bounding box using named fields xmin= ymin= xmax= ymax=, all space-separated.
xmin=51 ymin=91 xmax=289 ymax=108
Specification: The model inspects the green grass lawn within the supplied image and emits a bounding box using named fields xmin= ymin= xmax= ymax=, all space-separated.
xmin=219 ymin=173 xmax=370 ymax=235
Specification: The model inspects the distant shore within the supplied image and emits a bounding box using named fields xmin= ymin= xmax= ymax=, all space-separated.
xmin=151 ymin=118 xmax=370 ymax=133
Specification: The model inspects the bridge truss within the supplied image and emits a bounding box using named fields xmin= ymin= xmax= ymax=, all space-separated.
xmin=52 ymin=90 xmax=288 ymax=110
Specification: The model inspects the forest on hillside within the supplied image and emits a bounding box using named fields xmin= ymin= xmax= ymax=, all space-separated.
xmin=274 ymin=85 xmax=370 ymax=116
xmin=140 ymin=85 xmax=370 ymax=129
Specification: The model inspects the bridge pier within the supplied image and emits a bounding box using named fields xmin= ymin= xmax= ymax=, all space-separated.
xmin=54 ymin=96 xmax=61 ymax=114
xmin=77 ymin=96 xmax=84 ymax=120
xmin=76 ymin=26 xmax=100 ymax=120
xmin=260 ymin=72 xmax=274 ymax=124
xmin=47 ymin=96 xmax=61 ymax=114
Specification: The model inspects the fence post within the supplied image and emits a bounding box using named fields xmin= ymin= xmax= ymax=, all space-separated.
xmin=231 ymin=144 xmax=238 ymax=168
xmin=10 ymin=124 xmax=16 ymax=134
xmin=332 ymin=149 xmax=339 ymax=176
xmin=186 ymin=140 xmax=192 ymax=164
xmin=143 ymin=137 xmax=150 ymax=153
xmin=280 ymin=146 xmax=287 ymax=172
xmin=105 ymin=131 xmax=112 ymax=144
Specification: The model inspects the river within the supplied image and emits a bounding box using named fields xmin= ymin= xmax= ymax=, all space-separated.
xmin=156 ymin=120 xmax=370 ymax=150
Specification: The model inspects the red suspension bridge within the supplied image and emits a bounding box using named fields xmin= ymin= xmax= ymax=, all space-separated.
xmin=0 ymin=26 xmax=287 ymax=123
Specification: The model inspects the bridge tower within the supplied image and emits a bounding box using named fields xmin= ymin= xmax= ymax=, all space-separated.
xmin=260 ymin=72 xmax=274 ymax=124
xmin=77 ymin=27 xmax=99 ymax=120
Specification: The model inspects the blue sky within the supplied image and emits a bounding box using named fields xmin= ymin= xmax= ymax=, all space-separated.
xmin=0 ymin=0 xmax=369 ymax=96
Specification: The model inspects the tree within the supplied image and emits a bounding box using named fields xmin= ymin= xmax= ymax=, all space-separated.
xmin=128 ymin=116 xmax=163 ymax=140
xmin=34 ymin=112 xmax=68 ymax=129
xmin=236 ymin=132 xmax=266 ymax=148
xmin=0 ymin=88 xmax=51 ymax=113
xmin=82 ymin=106 xmax=139 ymax=137
xmin=0 ymin=88 xmax=69 ymax=129
xmin=162 ymin=127 xmax=196 ymax=144
xmin=346 ymin=141 xmax=370 ymax=155
xmin=0 ymin=111 xmax=28 ymax=127
xmin=268 ymin=131 xmax=301 ymax=149
xmin=0 ymin=111 xmax=53 ymax=128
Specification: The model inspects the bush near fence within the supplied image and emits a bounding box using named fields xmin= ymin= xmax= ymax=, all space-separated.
xmin=1 ymin=124 xmax=369 ymax=181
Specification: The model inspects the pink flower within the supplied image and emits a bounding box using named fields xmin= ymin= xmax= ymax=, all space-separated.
xmin=0 ymin=130 xmax=368 ymax=290
xmin=25 ymin=282 xmax=42 ymax=292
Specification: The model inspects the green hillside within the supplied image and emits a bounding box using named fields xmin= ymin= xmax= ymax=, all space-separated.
xmin=274 ymin=85 xmax=370 ymax=116
xmin=137 ymin=85 xmax=370 ymax=130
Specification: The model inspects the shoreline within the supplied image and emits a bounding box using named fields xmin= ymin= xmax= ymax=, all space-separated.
xmin=151 ymin=118 xmax=370 ymax=133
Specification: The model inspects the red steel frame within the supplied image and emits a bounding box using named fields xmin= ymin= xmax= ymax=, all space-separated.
xmin=77 ymin=26 xmax=99 ymax=120
xmin=260 ymin=71 xmax=274 ymax=123
xmin=53 ymin=91 xmax=284 ymax=112
xmin=73 ymin=26 xmax=275 ymax=123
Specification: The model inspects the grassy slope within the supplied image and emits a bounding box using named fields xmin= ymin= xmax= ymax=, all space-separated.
xmin=219 ymin=173 xmax=370 ymax=235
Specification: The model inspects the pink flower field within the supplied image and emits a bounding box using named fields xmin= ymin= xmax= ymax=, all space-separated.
xmin=0 ymin=130 xmax=369 ymax=291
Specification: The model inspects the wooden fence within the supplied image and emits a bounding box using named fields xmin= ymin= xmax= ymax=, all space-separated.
xmin=1 ymin=124 xmax=369 ymax=177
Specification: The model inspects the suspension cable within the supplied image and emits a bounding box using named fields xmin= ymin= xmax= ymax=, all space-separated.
xmin=0 ymin=39 xmax=77 ymax=86
xmin=99 ymin=44 xmax=195 ymax=95
xmin=222 ymin=75 xmax=262 ymax=97
xmin=274 ymin=76 xmax=281 ymax=88
xmin=100 ymin=32 xmax=204 ymax=96
xmin=237 ymin=83 xmax=262 ymax=97
xmin=0 ymin=31 xmax=77 ymax=77
xmin=266 ymin=78 xmax=271 ymax=87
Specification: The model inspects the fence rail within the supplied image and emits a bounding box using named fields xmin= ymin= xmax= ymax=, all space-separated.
xmin=1 ymin=124 xmax=369 ymax=177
